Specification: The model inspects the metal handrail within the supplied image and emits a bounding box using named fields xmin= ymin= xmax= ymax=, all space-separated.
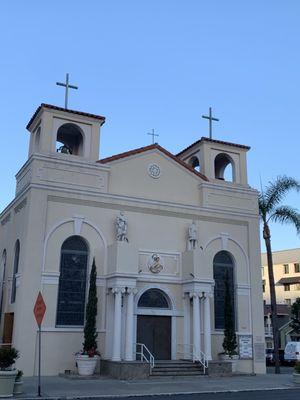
xmin=177 ymin=343 xmax=208 ymax=373
xmin=135 ymin=342 xmax=155 ymax=372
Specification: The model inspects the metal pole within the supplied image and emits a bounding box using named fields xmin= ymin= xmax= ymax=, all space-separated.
xmin=209 ymin=107 xmax=212 ymax=139
xmin=38 ymin=324 xmax=41 ymax=397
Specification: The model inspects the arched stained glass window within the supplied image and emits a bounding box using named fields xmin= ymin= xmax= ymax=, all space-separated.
xmin=11 ymin=241 xmax=20 ymax=304
xmin=213 ymin=251 xmax=235 ymax=329
xmin=138 ymin=289 xmax=170 ymax=309
xmin=0 ymin=250 xmax=7 ymax=321
xmin=56 ymin=236 xmax=88 ymax=326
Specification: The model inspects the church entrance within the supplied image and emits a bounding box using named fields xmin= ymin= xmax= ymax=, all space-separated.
xmin=137 ymin=315 xmax=171 ymax=360
xmin=136 ymin=288 xmax=172 ymax=360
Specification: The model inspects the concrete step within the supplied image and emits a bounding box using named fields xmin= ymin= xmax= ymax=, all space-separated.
xmin=151 ymin=360 xmax=205 ymax=377
xmin=151 ymin=370 xmax=204 ymax=377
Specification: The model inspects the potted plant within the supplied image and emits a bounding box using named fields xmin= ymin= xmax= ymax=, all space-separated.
xmin=76 ymin=258 xmax=99 ymax=376
xmin=219 ymin=273 xmax=238 ymax=370
xmin=13 ymin=370 xmax=23 ymax=395
xmin=293 ymin=361 xmax=300 ymax=384
xmin=0 ymin=347 xmax=19 ymax=397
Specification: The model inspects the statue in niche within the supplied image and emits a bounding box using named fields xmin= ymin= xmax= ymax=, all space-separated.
xmin=115 ymin=211 xmax=128 ymax=242
xmin=148 ymin=253 xmax=163 ymax=274
xmin=187 ymin=220 xmax=198 ymax=250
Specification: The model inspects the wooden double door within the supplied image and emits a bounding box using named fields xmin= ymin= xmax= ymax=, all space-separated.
xmin=137 ymin=315 xmax=171 ymax=360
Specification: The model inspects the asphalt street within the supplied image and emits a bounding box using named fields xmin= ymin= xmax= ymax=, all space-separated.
xmin=97 ymin=389 xmax=300 ymax=400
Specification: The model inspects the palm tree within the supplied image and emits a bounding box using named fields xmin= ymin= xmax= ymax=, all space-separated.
xmin=259 ymin=176 xmax=300 ymax=374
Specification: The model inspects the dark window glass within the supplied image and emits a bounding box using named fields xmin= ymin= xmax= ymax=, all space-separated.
xmin=0 ymin=250 xmax=7 ymax=322
xmin=138 ymin=289 xmax=169 ymax=309
xmin=11 ymin=241 xmax=20 ymax=304
xmin=213 ymin=251 xmax=235 ymax=329
xmin=56 ymin=236 xmax=88 ymax=326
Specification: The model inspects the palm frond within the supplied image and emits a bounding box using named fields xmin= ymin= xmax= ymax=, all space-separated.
xmin=269 ymin=205 xmax=300 ymax=234
xmin=264 ymin=176 xmax=300 ymax=213
xmin=258 ymin=193 xmax=267 ymax=221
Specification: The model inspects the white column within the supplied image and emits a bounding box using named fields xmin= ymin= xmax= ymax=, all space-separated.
xmin=192 ymin=293 xmax=201 ymax=359
xmin=125 ymin=288 xmax=135 ymax=361
xmin=111 ymin=288 xmax=122 ymax=361
xmin=203 ymin=294 xmax=212 ymax=361
xmin=183 ymin=293 xmax=191 ymax=359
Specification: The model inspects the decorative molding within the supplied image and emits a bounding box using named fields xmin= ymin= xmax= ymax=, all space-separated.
xmin=147 ymin=163 xmax=161 ymax=179
xmin=42 ymin=272 xmax=60 ymax=285
xmin=73 ymin=215 xmax=85 ymax=235
xmin=1 ymin=213 xmax=11 ymax=226
xmin=220 ymin=232 xmax=229 ymax=250
xmin=14 ymin=198 xmax=27 ymax=214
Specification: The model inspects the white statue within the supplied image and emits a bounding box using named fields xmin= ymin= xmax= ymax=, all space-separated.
xmin=115 ymin=211 xmax=128 ymax=242
xmin=187 ymin=221 xmax=198 ymax=250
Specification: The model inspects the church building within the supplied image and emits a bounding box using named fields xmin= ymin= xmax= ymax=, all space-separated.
xmin=0 ymin=103 xmax=265 ymax=376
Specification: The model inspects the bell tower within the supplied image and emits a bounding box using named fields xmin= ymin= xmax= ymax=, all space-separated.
xmin=27 ymin=104 xmax=105 ymax=162
xmin=177 ymin=137 xmax=250 ymax=186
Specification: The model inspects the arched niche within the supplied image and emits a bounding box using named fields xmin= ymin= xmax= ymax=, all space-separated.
xmin=214 ymin=153 xmax=235 ymax=182
xmin=56 ymin=123 xmax=84 ymax=156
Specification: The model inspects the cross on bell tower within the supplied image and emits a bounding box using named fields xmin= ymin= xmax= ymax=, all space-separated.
xmin=202 ymin=107 xmax=219 ymax=139
xmin=56 ymin=73 xmax=78 ymax=109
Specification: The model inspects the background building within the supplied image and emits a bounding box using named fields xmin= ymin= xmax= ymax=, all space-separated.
xmin=261 ymin=248 xmax=300 ymax=349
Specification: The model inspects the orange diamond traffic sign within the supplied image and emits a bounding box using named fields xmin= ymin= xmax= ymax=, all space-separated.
xmin=33 ymin=292 xmax=46 ymax=326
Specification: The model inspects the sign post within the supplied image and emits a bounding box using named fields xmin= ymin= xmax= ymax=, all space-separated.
xmin=33 ymin=292 xmax=46 ymax=397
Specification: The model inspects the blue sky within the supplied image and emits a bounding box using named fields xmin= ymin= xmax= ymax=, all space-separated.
xmin=0 ymin=1 xmax=299 ymax=252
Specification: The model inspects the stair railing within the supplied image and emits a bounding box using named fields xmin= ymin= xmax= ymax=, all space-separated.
xmin=177 ymin=343 xmax=208 ymax=373
xmin=135 ymin=342 xmax=155 ymax=373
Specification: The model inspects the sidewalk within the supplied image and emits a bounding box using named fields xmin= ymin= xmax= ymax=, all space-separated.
xmin=16 ymin=372 xmax=299 ymax=399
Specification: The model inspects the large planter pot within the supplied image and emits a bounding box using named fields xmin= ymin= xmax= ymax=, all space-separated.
xmin=218 ymin=354 xmax=239 ymax=373
xmin=76 ymin=355 xmax=98 ymax=376
xmin=0 ymin=370 xmax=18 ymax=398
xmin=13 ymin=380 xmax=23 ymax=395
xmin=293 ymin=372 xmax=300 ymax=384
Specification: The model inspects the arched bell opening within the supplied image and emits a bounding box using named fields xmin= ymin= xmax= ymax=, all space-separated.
xmin=188 ymin=156 xmax=201 ymax=173
xmin=214 ymin=153 xmax=235 ymax=182
xmin=56 ymin=123 xmax=84 ymax=156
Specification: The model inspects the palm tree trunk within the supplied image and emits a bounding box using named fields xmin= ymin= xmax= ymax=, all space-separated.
xmin=263 ymin=222 xmax=280 ymax=374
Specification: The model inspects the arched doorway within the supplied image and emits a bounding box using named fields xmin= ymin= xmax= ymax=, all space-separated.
xmin=136 ymin=289 xmax=171 ymax=360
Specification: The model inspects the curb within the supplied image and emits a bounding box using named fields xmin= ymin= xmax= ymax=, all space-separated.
xmin=13 ymin=386 xmax=299 ymax=400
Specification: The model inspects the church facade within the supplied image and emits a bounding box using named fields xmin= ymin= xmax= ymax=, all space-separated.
xmin=0 ymin=104 xmax=265 ymax=376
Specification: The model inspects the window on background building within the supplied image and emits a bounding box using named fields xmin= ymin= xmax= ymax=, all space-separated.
xmin=262 ymin=267 xmax=264 ymax=277
xmin=213 ymin=251 xmax=235 ymax=330
xmin=56 ymin=236 xmax=88 ymax=327
xmin=284 ymin=264 xmax=289 ymax=274
xmin=262 ymin=280 xmax=266 ymax=293
xmin=284 ymin=284 xmax=291 ymax=291
xmin=294 ymin=263 xmax=300 ymax=273
xmin=285 ymin=299 xmax=292 ymax=306
xmin=294 ymin=283 xmax=300 ymax=291
xmin=11 ymin=241 xmax=20 ymax=304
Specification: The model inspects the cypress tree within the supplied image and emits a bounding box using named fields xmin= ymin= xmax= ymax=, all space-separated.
xmin=83 ymin=258 xmax=98 ymax=355
xmin=222 ymin=271 xmax=237 ymax=357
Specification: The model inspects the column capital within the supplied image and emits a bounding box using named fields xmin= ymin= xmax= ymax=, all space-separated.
xmin=111 ymin=287 xmax=126 ymax=295
xmin=126 ymin=287 xmax=138 ymax=295
xmin=189 ymin=291 xmax=201 ymax=299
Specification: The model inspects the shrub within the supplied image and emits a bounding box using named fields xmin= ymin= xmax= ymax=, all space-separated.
xmin=0 ymin=347 xmax=19 ymax=370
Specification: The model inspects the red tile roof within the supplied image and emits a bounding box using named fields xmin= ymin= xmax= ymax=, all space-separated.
xmin=26 ymin=103 xmax=105 ymax=130
xmin=176 ymin=137 xmax=250 ymax=157
xmin=98 ymin=143 xmax=209 ymax=181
